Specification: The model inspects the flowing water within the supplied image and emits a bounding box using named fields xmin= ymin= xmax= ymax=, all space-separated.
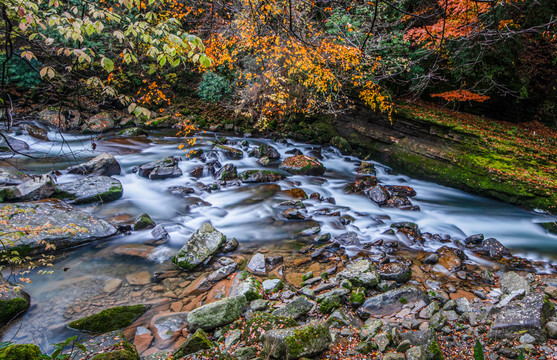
xmin=1 ymin=128 xmax=556 ymax=348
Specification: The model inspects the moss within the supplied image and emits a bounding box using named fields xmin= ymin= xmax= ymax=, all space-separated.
xmin=0 ymin=344 xmax=42 ymax=360
xmin=173 ymin=329 xmax=213 ymax=358
xmin=0 ymin=297 xmax=29 ymax=325
xmin=349 ymin=288 xmax=365 ymax=306
xmin=320 ymin=272 xmax=329 ymax=281
xmin=91 ymin=339 xmax=139 ymax=360
xmin=68 ymin=305 xmax=147 ymax=333
xmin=284 ymin=324 xmax=329 ymax=358
xmin=302 ymin=272 xmax=313 ymax=281
xmin=540 ymin=222 xmax=557 ymax=235
xmin=243 ymin=313 xmax=297 ymax=344
xmin=319 ymin=295 xmax=341 ymax=314
xmin=399 ymin=297 xmax=408 ymax=305
xmin=428 ymin=340 xmax=444 ymax=360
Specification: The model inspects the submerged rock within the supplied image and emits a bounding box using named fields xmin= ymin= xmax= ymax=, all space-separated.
xmin=2 ymin=199 xmax=117 ymax=254
xmin=187 ymin=295 xmax=247 ymax=331
xmin=67 ymin=153 xmax=121 ymax=176
xmin=240 ymin=170 xmax=285 ymax=183
xmin=0 ymin=135 xmax=29 ymax=154
xmin=135 ymin=157 xmax=182 ymax=180
xmin=55 ymin=176 xmax=123 ymax=204
xmin=68 ymin=305 xmax=147 ymax=333
xmin=279 ymin=155 xmax=325 ymax=176
xmin=0 ymin=277 xmax=31 ymax=326
xmin=172 ymin=222 xmax=227 ymax=271
xmin=263 ymin=323 xmax=331 ymax=359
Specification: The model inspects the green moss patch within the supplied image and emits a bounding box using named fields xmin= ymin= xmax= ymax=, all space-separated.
xmin=0 ymin=297 xmax=30 ymax=325
xmin=243 ymin=313 xmax=298 ymax=344
xmin=0 ymin=344 xmax=42 ymax=360
xmin=68 ymin=305 xmax=147 ymax=333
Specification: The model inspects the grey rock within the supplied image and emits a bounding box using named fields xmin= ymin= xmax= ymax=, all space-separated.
xmin=499 ymin=272 xmax=531 ymax=295
xmin=136 ymin=157 xmax=182 ymax=180
xmin=172 ymin=223 xmax=227 ymax=271
xmin=0 ymin=167 xmax=30 ymax=186
xmin=455 ymin=297 xmax=472 ymax=314
xmin=207 ymin=264 xmax=237 ymax=283
xmin=250 ymin=299 xmax=269 ymax=311
xmin=406 ymin=346 xmax=427 ymax=360
xmin=249 ymin=144 xmax=280 ymax=160
xmin=373 ymin=332 xmax=390 ymax=352
xmin=225 ymin=329 xmax=242 ymax=348
xmin=262 ymin=279 xmax=283 ymax=294
xmin=246 ymin=253 xmax=266 ymax=276
xmin=358 ymin=287 xmax=429 ymax=318
xmin=430 ymin=311 xmax=447 ymax=330
xmin=234 ymin=347 xmax=258 ymax=360
xmin=229 ymin=271 xmax=263 ymax=302
xmin=0 ymin=276 xmax=31 ymax=326
xmin=56 ymin=176 xmax=123 ymax=204
xmin=187 ymin=295 xmax=247 ymax=331
xmin=545 ymin=321 xmax=557 ymax=338
xmin=272 ymin=296 xmax=314 ymax=319
xmin=337 ymin=259 xmax=380 ymax=288
xmin=1 ymin=175 xmax=55 ymax=202
xmin=214 ymin=164 xmax=238 ymax=181
xmin=240 ymin=170 xmax=285 ymax=183
xmin=365 ymin=185 xmax=390 ymax=205
xmin=263 ymin=323 xmax=331 ymax=359
xmin=67 ymin=153 xmax=121 ymax=176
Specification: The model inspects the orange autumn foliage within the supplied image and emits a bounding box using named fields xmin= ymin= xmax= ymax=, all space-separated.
xmin=431 ymin=90 xmax=490 ymax=102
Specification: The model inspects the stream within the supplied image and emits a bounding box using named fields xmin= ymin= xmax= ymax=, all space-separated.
xmin=1 ymin=128 xmax=556 ymax=349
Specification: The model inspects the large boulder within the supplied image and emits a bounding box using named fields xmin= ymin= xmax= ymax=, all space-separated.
xmin=187 ymin=295 xmax=247 ymax=331
xmin=0 ymin=175 xmax=55 ymax=202
xmin=135 ymin=157 xmax=182 ymax=180
xmin=215 ymin=144 xmax=243 ymax=159
xmin=73 ymin=331 xmax=139 ymax=360
xmin=0 ymin=168 xmax=30 ymax=186
xmin=279 ymin=155 xmax=325 ymax=176
xmin=172 ymin=223 xmax=227 ymax=271
xmin=272 ymin=296 xmax=315 ymax=319
xmin=0 ymin=277 xmax=31 ymax=326
xmin=81 ymin=112 xmax=115 ymax=133
xmin=68 ymin=305 xmax=147 ymax=333
xmin=488 ymin=293 xmax=554 ymax=342
xmin=358 ymin=287 xmax=429 ymax=318
xmin=228 ymin=271 xmax=264 ymax=301
xmin=263 ymin=323 xmax=332 ymax=359
xmin=240 ymin=170 xmax=286 ymax=183
xmin=1 ymin=199 xmax=117 ymax=254
xmin=249 ymin=144 xmax=280 ymax=160
xmin=38 ymin=108 xmax=81 ymax=130
xmin=55 ymin=176 xmax=123 ymax=204
xmin=67 ymin=153 xmax=121 ymax=176
xmin=214 ymin=164 xmax=238 ymax=181
xmin=338 ymin=259 xmax=380 ymax=288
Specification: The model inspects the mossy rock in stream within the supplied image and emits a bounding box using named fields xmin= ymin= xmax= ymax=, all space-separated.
xmin=0 ymin=277 xmax=31 ymax=326
xmin=68 ymin=305 xmax=147 ymax=333
xmin=0 ymin=344 xmax=42 ymax=360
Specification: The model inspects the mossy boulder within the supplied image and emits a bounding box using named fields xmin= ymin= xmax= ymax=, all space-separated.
xmin=173 ymin=329 xmax=213 ymax=358
xmin=68 ymin=305 xmax=146 ymax=333
xmin=67 ymin=153 xmax=121 ymax=177
xmin=330 ymin=136 xmax=352 ymax=154
xmin=187 ymin=295 xmax=247 ymax=331
xmin=55 ymin=176 xmax=123 ymax=205
xmin=0 ymin=277 xmax=31 ymax=326
xmin=249 ymin=144 xmax=280 ymax=160
xmin=74 ymin=331 xmax=139 ymax=360
xmin=319 ymin=295 xmax=341 ymax=314
xmin=279 ymin=155 xmax=325 ymax=176
xmin=228 ymin=271 xmax=264 ymax=301
xmin=243 ymin=312 xmax=298 ymax=344
xmin=338 ymin=259 xmax=380 ymax=289
xmin=263 ymin=323 xmax=332 ymax=359
xmin=132 ymin=213 xmax=155 ymax=231
xmin=135 ymin=157 xmax=182 ymax=180
xmin=214 ymin=164 xmax=238 ymax=181
xmin=172 ymin=222 xmax=227 ymax=271
xmin=0 ymin=344 xmax=42 ymax=360
xmin=240 ymin=170 xmax=285 ymax=183
xmin=272 ymin=296 xmax=314 ymax=319
xmin=215 ymin=145 xmax=243 ymax=159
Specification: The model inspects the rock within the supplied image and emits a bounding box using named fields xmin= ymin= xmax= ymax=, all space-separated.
xmin=464 ymin=233 xmax=484 ymax=245
xmin=213 ymin=163 xmax=238 ymax=181
xmin=365 ymin=185 xmax=390 ymax=205
xmin=25 ymin=124 xmax=49 ymax=141
xmin=282 ymin=208 xmax=306 ymax=220
xmin=383 ymin=353 xmax=405 ymax=360
xmin=333 ymin=232 xmax=361 ymax=247
xmin=117 ymin=127 xmax=148 ymax=137
xmin=474 ymin=238 xmax=512 ymax=259
xmin=67 ymin=153 xmax=121 ymax=176
xmin=545 ymin=285 xmax=557 ymax=299
xmin=319 ymin=295 xmax=341 ymax=314
xmin=173 ymin=329 xmax=213 ymax=358
xmin=429 ymin=311 xmax=447 ymax=330
xmin=221 ymin=237 xmax=239 ymax=252
xmin=243 ymin=312 xmax=298 ymax=344
xmin=150 ymin=225 xmax=170 ymax=244
xmin=250 ymin=299 xmax=269 ymax=311
xmin=263 ymin=279 xmax=283 ymax=294
xmin=263 ymin=323 xmax=331 ymax=359
xmin=338 ymin=259 xmax=380 ymax=289
xmin=150 ymin=312 xmax=188 ymax=346
xmin=126 ymin=272 xmax=152 ymax=285
xmin=224 ymin=329 xmax=242 ymax=348
xmin=378 ymin=262 xmax=412 ymax=283
xmin=55 ymin=176 xmax=123 ymax=204
xmin=104 ymin=278 xmax=123 ymax=294
xmin=0 ymin=277 xmax=31 ymax=326
xmin=82 ymin=112 xmax=115 ymax=133
xmin=246 ymin=253 xmax=266 ymax=275
xmin=406 ymin=346 xmax=427 ymax=360
xmin=184 ymin=197 xmax=211 ymax=210
xmin=1 ymin=199 xmax=117 ymax=254
xmin=546 ymin=321 xmax=557 ymax=338
xmin=327 ymin=308 xmax=364 ymax=329
xmin=272 ymin=296 xmax=315 ymax=319
xmin=38 ymin=108 xmax=81 ymax=130
xmin=423 ymin=254 xmax=439 ymax=264
xmin=136 ymin=157 xmax=182 ymax=180
xmin=215 ymin=144 xmax=243 ymax=159
xmin=499 ymin=271 xmax=531 ymax=295
xmin=420 ymin=302 xmax=439 ymax=319
xmin=134 ymin=327 xmax=153 ymax=354
xmin=229 ymin=271 xmax=263 ymax=301
xmin=279 ymin=155 xmax=325 ymax=176
xmin=249 ymin=144 xmax=280 ymax=159
xmin=0 ymin=168 xmax=30 ymax=186
xmin=234 ymin=347 xmax=258 ymax=360
xmin=240 ymin=170 xmax=285 ymax=183
xmin=454 ymin=297 xmax=472 ymax=315
xmin=172 ymin=223 xmax=227 ymax=271
xmin=68 ymin=305 xmax=147 ymax=333
xmin=281 ymin=188 xmax=308 ymax=199
xmin=0 ymin=135 xmax=29 ymax=154
xmin=0 ymin=175 xmax=55 ymax=202
xmin=187 ymin=295 xmax=247 ymax=331
xmin=384 ymin=185 xmax=416 ymax=197
xmin=358 ymin=287 xmax=429 ymax=319
xmin=207 ymin=264 xmax=237 ymax=283
xmin=488 ymin=293 xmax=554 ymax=342
xmin=132 ymin=213 xmax=155 ymax=231
xmin=0 ymin=344 xmax=42 ymax=360
xmin=330 ymin=136 xmax=352 ymax=153
xmin=73 ymin=331 xmax=139 ymax=360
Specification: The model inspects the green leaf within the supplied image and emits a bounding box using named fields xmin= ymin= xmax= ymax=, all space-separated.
xmin=473 ymin=339 xmax=484 ymax=360
xmin=517 ymin=349 xmax=524 ymax=360
xmin=101 ymin=57 xmax=114 ymax=73
xmin=200 ymin=55 xmax=211 ymax=68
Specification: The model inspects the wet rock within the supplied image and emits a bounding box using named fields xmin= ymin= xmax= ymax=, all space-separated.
xmin=73 ymin=331 xmax=138 ymax=360
xmin=474 ymin=237 xmax=512 ymax=259
xmin=215 ymin=144 xmax=243 ymax=159
xmin=384 ymin=185 xmax=417 ymax=198
xmin=272 ymin=296 xmax=314 ymax=319
xmin=132 ymin=213 xmax=155 ymax=231
xmin=249 ymin=144 xmax=280 ymax=159
xmin=173 ymin=329 xmax=213 ymax=358
xmin=282 ymin=208 xmax=306 ymax=220
xmin=378 ymin=262 xmax=412 ymax=283
xmin=279 ymin=155 xmax=325 ymax=176
xmin=423 ymin=254 xmax=439 ymax=265
xmin=150 ymin=225 xmax=170 ymax=244
xmin=358 ymin=287 xmax=429 ymax=318
xmin=488 ymin=293 xmax=554 ymax=342
xmin=2 ymin=199 xmax=117 ymax=254
xmin=266 ymin=256 xmax=283 ymax=268
xmin=213 ymin=163 xmax=238 ymax=181
xmin=263 ymin=323 xmax=331 ymax=359
xmin=184 ymin=197 xmax=211 ymax=210
xmin=25 ymin=124 xmax=49 ymax=141
xmin=221 ymin=237 xmax=239 ymax=253
xmin=134 ymin=327 xmax=153 ymax=354
xmin=333 ymin=232 xmax=361 ymax=247
xmin=0 ymin=135 xmax=29 ymax=154
xmin=262 ymin=279 xmax=283 ymax=294
xmin=338 ymin=259 xmax=380 ymax=289
xmin=207 ymin=264 xmax=237 ymax=283
xmin=117 ymin=127 xmax=148 ymax=137
xmin=68 ymin=304 xmax=147 ymax=333
xmin=229 ymin=271 xmax=263 ymax=301
xmin=365 ymin=185 xmax=390 ymax=205
xmin=240 ymin=170 xmax=285 ymax=183
xmin=81 ymin=112 xmax=115 ymax=133
xmin=285 ymin=148 xmax=302 ymax=156
xmin=136 ymin=157 xmax=182 ymax=180
xmin=150 ymin=312 xmax=188 ymax=346
xmin=67 ymin=153 xmax=121 ymax=176
xmin=0 ymin=276 xmax=31 ymax=326
xmin=464 ymin=233 xmax=484 ymax=245
xmin=0 ymin=175 xmax=55 ymax=202
xmin=187 ymin=295 xmax=247 ymax=331
xmin=172 ymin=222 xmax=227 ymax=271
xmin=190 ymin=164 xmax=215 ymax=178
xmin=126 ymin=271 xmax=152 ymax=285
xmin=499 ymin=271 xmax=531 ymax=295
xmin=56 ymin=176 xmax=123 ymax=204
xmin=0 ymin=168 xmax=30 ymax=186
xmin=246 ymin=253 xmax=266 ymax=276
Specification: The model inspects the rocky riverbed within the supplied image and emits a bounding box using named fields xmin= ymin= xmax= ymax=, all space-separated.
xmin=1 ymin=124 xmax=557 ymax=359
